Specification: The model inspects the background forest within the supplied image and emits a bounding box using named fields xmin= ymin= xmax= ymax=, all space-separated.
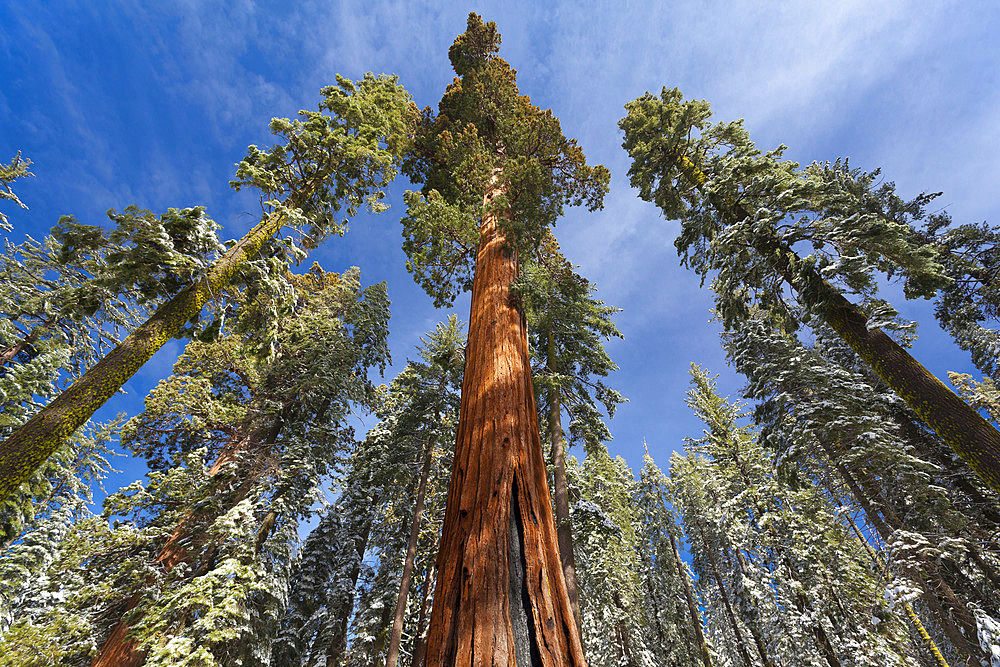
xmin=1 ymin=2 xmax=999 ymax=667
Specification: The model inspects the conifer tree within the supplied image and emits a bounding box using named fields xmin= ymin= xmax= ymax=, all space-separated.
xmin=399 ymin=14 xmax=608 ymax=665
xmin=0 ymin=264 xmax=390 ymax=666
xmin=636 ymin=452 xmax=715 ymax=667
xmin=0 ymin=74 xmax=415 ymax=503
xmin=620 ymin=89 xmax=1000 ymax=494
xmin=568 ymin=446 xmax=658 ymax=667
xmin=723 ymin=314 xmax=999 ymax=665
xmin=517 ymin=233 xmax=624 ymax=635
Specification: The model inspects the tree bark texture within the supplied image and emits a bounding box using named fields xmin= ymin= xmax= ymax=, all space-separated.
xmin=387 ymin=439 xmax=435 ymax=667
xmin=422 ymin=180 xmax=586 ymax=667
xmin=0 ymin=211 xmax=286 ymax=503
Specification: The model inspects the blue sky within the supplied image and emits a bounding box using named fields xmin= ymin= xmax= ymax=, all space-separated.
xmin=2 ymin=1 xmax=999 ymax=498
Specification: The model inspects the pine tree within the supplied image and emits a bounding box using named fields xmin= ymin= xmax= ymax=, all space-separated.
xmin=0 ymin=74 xmax=415 ymax=503
xmin=620 ymin=88 xmax=1000 ymax=494
xmin=399 ymin=14 xmax=608 ymax=665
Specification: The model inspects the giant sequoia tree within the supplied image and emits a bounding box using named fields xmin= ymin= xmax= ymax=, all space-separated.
xmin=620 ymin=89 xmax=1000 ymax=494
xmin=399 ymin=14 xmax=608 ymax=666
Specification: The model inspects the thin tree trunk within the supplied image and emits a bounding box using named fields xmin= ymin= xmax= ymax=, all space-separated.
xmin=674 ymin=152 xmax=1000 ymax=495
xmin=546 ymin=327 xmax=583 ymax=638
xmin=411 ymin=565 xmax=436 ymax=667
xmin=326 ymin=516 xmax=373 ymax=667
xmin=697 ymin=522 xmax=754 ymax=667
xmin=0 ymin=327 xmax=38 ymax=367
xmin=730 ymin=549 xmax=774 ymax=667
xmin=0 ymin=211 xmax=287 ymax=503
xmin=843 ymin=512 xmax=950 ymax=667
xmin=669 ymin=530 xmax=713 ymax=667
xmin=387 ymin=439 xmax=435 ymax=667
xmin=829 ymin=450 xmax=984 ymax=665
xmin=422 ymin=175 xmax=586 ymax=666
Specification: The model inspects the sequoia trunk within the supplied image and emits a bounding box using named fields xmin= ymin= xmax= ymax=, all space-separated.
xmin=422 ymin=178 xmax=586 ymax=666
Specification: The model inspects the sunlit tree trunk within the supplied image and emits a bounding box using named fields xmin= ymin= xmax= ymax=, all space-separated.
xmin=423 ymin=178 xmax=586 ymax=666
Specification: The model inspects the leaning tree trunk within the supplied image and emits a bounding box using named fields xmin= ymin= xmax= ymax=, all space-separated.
xmin=0 ymin=210 xmax=287 ymax=503
xmin=546 ymin=329 xmax=584 ymax=638
xmin=387 ymin=438 xmax=435 ymax=667
xmin=422 ymin=178 xmax=586 ymax=667
xmin=676 ymin=153 xmax=1000 ymax=495
xmin=668 ymin=530 xmax=713 ymax=667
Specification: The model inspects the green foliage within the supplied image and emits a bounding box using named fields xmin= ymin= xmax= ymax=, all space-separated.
xmin=0 ymin=152 xmax=32 ymax=231
xmin=517 ymin=234 xmax=625 ymax=451
xmin=620 ymin=88 xmax=949 ymax=333
xmin=401 ymin=13 xmax=609 ymax=307
xmin=231 ymin=73 xmax=417 ymax=249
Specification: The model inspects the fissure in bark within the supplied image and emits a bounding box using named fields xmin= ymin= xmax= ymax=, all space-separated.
xmin=422 ymin=180 xmax=586 ymax=666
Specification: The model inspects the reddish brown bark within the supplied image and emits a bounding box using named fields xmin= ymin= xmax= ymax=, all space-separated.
xmin=422 ymin=180 xmax=586 ymax=667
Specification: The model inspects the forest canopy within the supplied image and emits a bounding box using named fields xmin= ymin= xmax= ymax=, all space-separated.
xmin=0 ymin=7 xmax=998 ymax=667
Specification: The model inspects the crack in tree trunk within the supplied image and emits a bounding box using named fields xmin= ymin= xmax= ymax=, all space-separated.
xmin=422 ymin=175 xmax=586 ymax=666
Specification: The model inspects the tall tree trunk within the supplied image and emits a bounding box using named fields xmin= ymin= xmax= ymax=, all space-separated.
xmin=387 ymin=438 xmax=435 ymax=667
xmin=696 ymin=522 xmax=754 ymax=667
xmin=411 ymin=565 xmax=436 ymax=667
xmin=669 ymin=530 xmax=713 ymax=667
xmin=422 ymin=177 xmax=586 ymax=666
xmin=92 ymin=413 xmax=283 ymax=667
xmin=0 ymin=211 xmax=286 ymax=503
xmin=326 ymin=516 xmax=373 ymax=667
xmin=676 ymin=153 xmax=1000 ymax=495
xmin=546 ymin=328 xmax=583 ymax=638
